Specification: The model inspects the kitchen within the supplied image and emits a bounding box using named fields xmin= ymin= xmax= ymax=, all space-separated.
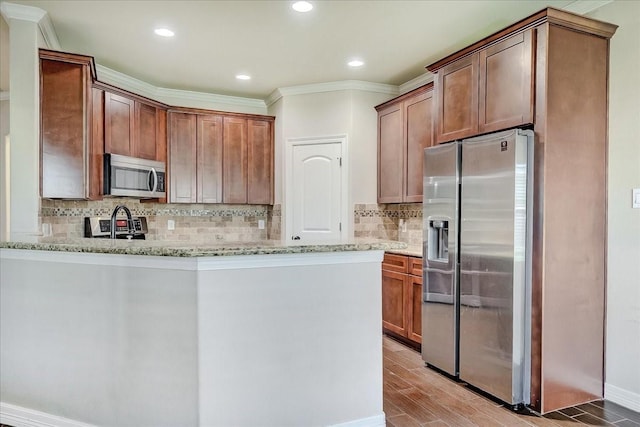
xmin=0 ymin=1 xmax=639 ymax=427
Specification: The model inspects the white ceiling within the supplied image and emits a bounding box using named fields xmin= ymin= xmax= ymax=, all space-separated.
xmin=2 ymin=0 xmax=600 ymax=100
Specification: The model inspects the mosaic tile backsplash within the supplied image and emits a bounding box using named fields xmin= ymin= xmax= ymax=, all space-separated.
xmin=40 ymin=198 xmax=281 ymax=242
xmin=353 ymin=203 xmax=422 ymax=246
xmin=40 ymin=199 xmax=419 ymax=244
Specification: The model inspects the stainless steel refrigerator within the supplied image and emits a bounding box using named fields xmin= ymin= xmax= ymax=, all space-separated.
xmin=422 ymin=128 xmax=533 ymax=406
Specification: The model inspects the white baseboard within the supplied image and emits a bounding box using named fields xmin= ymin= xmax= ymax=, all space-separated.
xmin=1 ymin=402 xmax=384 ymax=427
xmin=0 ymin=402 xmax=96 ymax=427
xmin=328 ymin=413 xmax=386 ymax=427
xmin=604 ymin=383 xmax=640 ymax=413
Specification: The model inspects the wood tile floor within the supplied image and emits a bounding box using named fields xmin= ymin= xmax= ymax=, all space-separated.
xmin=383 ymin=335 xmax=640 ymax=427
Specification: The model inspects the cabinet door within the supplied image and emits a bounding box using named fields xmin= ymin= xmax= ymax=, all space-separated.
xmin=435 ymin=53 xmax=479 ymax=143
xmin=382 ymin=269 xmax=409 ymax=337
xmin=168 ymin=112 xmax=197 ymax=203
xmin=104 ymin=92 xmax=135 ymax=156
xmin=405 ymin=90 xmax=433 ymax=202
xmin=377 ymin=103 xmax=404 ymax=203
xmin=407 ymin=274 xmax=423 ymax=344
xmin=222 ymin=116 xmax=248 ymax=204
xmin=247 ymin=119 xmax=273 ymax=205
xmin=479 ymin=29 xmax=534 ymax=133
xmin=197 ymin=114 xmax=223 ymax=204
xmin=40 ymin=59 xmax=90 ymax=199
xmin=135 ymin=101 xmax=159 ymax=160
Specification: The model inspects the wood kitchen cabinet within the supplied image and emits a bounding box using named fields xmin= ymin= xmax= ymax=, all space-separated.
xmin=247 ymin=119 xmax=274 ymax=205
xmin=222 ymin=116 xmax=248 ymax=204
xmin=376 ymin=84 xmax=433 ymax=203
xmin=426 ymin=8 xmax=617 ymax=413
xmin=433 ymin=29 xmax=534 ymax=143
xmin=103 ymin=89 xmax=167 ymax=162
xmin=168 ymin=110 xmax=274 ymax=204
xmin=382 ymin=253 xmax=422 ymax=347
xmin=39 ymin=49 xmax=101 ymax=200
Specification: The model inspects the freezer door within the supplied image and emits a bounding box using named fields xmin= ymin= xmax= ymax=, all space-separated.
xmin=422 ymin=142 xmax=460 ymax=376
xmin=458 ymin=129 xmax=531 ymax=405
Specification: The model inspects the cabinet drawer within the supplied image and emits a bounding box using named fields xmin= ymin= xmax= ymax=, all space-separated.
xmin=382 ymin=253 xmax=409 ymax=273
xmin=409 ymin=257 xmax=423 ymax=277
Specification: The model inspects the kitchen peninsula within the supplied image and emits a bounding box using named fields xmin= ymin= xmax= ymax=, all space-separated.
xmin=0 ymin=239 xmax=405 ymax=427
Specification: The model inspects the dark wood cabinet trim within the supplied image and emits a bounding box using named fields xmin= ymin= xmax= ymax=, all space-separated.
xmin=168 ymin=106 xmax=275 ymax=123
xmin=92 ymin=81 xmax=169 ymax=109
xmin=375 ymin=83 xmax=433 ymax=112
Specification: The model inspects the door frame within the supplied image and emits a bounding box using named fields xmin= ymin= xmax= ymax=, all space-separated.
xmin=284 ymin=135 xmax=349 ymax=245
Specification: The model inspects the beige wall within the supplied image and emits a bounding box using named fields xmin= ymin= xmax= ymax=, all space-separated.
xmin=588 ymin=0 xmax=640 ymax=410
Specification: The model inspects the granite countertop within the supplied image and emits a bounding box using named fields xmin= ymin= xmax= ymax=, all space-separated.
xmin=385 ymin=245 xmax=422 ymax=258
xmin=0 ymin=238 xmax=408 ymax=257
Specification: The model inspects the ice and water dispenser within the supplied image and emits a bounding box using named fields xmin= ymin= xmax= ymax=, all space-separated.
xmin=427 ymin=219 xmax=449 ymax=263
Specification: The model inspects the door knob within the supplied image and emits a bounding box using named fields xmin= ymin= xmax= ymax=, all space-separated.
xmin=292 ymin=235 xmax=301 ymax=240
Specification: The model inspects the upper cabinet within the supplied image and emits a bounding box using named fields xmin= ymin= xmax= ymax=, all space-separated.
xmin=433 ymin=29 xmax=534 ymax=143
xmin=376 ymin=84 xmax=433 ymax=203
xmin=40 ymin=49 xmax=101 ymax=200
xmin=103 ymin=90 xmax=167 ymax=162
xmin=168 ymin=110 xmax=274 ymax=205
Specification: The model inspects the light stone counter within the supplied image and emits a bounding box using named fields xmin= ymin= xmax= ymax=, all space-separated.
xmin=385 ymin=244 xmax=422 ymax=258
xmin=0 ymin=237 xmax=407 ymax=257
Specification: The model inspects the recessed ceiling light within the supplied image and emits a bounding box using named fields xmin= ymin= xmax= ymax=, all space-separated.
xmin=292 ymin=1 xmax=313 ymax=12
xmin=348 ymin=59 xmax=364 ymax=67
xmin=154 ymin=28 xmax=174 ymax=37
xmin=236 ymin=74 xmax=251 ymax=80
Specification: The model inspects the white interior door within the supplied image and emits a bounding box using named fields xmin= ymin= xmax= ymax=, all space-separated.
xmin=290 ymin=141 xmax=343 ymax=243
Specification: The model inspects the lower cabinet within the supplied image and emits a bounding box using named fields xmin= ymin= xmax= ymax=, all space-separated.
xmin=382 ymin=253 xmax=422 ymax=346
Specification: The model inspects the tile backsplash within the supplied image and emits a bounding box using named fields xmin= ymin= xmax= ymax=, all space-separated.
xmin=353 ymin=203 xmax=422 ymax=246
xmin=40 ymin=198 xmax=281 ymax=242
xmin=40 ymin=199 xmax=420 ymax=245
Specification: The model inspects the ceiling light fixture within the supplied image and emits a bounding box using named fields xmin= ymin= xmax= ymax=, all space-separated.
xmin=236 ymin=74 xmax=251 ymax=80
xmin=348 ymin=59 xmax=364 ymax=67
xmin=154 ymin=28 xmax=174 ymax=37
xmin=292 ymin=1 xmax=313 ymax=12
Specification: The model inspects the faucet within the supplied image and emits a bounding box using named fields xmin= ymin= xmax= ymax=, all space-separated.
xmin=110 ymin=205 xmax=134 ymax=239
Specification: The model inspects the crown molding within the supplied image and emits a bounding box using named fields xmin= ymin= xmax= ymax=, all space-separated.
xmin=0 ymin=2 xmax=61 ymax=50
xmin=96 ymin=64 xmax=266 ymax=111
xmin=562 ymin=0 xmax=613 ymax=15
xmin=399 ymin=73 xmax=434 ymax=95
xmin=0 ymin=91 xmax=9 ymax=101
xmin=266 ymin=80 xmax=398 ymax=106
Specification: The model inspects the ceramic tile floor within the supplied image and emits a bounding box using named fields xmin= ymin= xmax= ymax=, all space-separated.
xmin=383 ymin=335 xmax=640 ymax=427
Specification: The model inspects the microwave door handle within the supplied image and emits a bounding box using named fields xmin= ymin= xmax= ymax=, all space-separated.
xmin=150 ymin=167 xmax=158 ymax=193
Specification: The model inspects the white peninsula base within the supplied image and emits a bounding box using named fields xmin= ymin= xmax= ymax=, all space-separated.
xmin=0 ymin=249 xmax=386 ymax=427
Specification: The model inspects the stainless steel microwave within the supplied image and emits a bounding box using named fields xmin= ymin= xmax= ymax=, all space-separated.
xmin=104 ymin=153 xmax=166 ymax=198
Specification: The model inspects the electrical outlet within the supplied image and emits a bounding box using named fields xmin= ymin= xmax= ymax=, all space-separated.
xmin=167 ymin=219 xmax=175 ymax=230
xmin=633 ymin=188 xmax=640 ymax=209
xmin=258 ymin=219 xmax=265 ymax=230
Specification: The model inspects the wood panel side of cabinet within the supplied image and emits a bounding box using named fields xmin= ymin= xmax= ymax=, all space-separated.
xmin=478 ymin=29 xmax=535 ymax=134
xmin=407 ymin=274 xmax=423 ymax=344
xmin=377 ymin=103 xmax=404 ymax=203
xmin=535 ymin=24 xmax=609 ymax=415
xmin=155 ymin=109 xmax=167 ymax=203
xmin=40 ymin=59 xmax=89 ymax=199
xmin=382 ymin=268 xmax=409 ymax=337
xmin=197 ymin=114 xmax=223 ymax=204
xmin=247 ymin=119 xmax=273 ymax=205
xmin=89 ymin=87 xmax=104 ymax=200
xmin=135 ymin=101 xmax=159 ymax=160
xmin=104 ymin=92 xmax=135 ymax=156
xmin=222 ymin=116 xmax=248 ymax=204
xmin=435 ymin=53 xmax=479 ymax=143
xmin=405 ymin=90 xmax=433 ymax=202
xmin=168 ymin=112 xmax=197 ymax=203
